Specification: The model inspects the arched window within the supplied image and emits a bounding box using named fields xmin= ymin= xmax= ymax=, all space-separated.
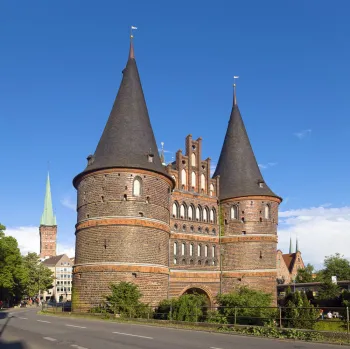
xmin=191 ymin=172 xmax=196 ymax=189
xmin=196 ymin=206 xmax=200 ymax=221
xmin=200 ymin=174 xmax=206 ymax=191
xmin=181 ymin=243 xmax=185 ymax=255
xmin=197 ymin=205 xmax=203 ymax=221
xmin=181 ymin=169 xmax=187 ymax=187
xmin=191 ymin=153 xmax=196 ymax=165
xmin=231 ymin=205 xmax=238 ymax=220
xmin=210 ymin=208 xmax=216 ymax=223
xmin=209 ymin=184 xmax=214 ymax=197
xmin=203 ymin=206 xmax=209 ymax=222
xmin=172 ymin=202 xmax=179 ymax=218
xmin=198 ymin=245 xmax=201 ymax=256
xmin=205 ymin=245 xmax=208 ymax=257
xmin=174 ymin=242 xmax=177 ymax=255
xmin=180 ymin=203 xmax=186 ymax=219
xmin=188 ymin=205 xmax=194 ymax=220
xmin=174 ymin=258 xmax=177 ymax=265
xmin=172 ymin=175 xmax=176 ymax=187
xmin=190 ymin=244 xmax=193 ymax=256
xmin=133 ymin=177 xmax=142 ymax=196
xmin=264 ymin=204 xmax=270 ymax=219
xmin=212 ymin=246 xmax=216 ymax=257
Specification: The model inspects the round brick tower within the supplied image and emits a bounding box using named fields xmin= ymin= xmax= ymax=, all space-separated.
xmin=72 ymin=39 xmax=174 ymax=309
xmin=213 ymin=85 xmax=282 ymax=299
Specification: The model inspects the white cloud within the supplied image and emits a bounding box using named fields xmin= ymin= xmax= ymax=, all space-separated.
xmin=61 ymin=196 xmax=76 ymax=211
xmin=294 ymin=129 xmax=312 ymax=139
xmin=258 ymin=162 xmax=277 ymax=170
xmin=278 ymin=205 xmax=350 ymax=269
xmin=5 ymin=226 xmax=75 ymax=258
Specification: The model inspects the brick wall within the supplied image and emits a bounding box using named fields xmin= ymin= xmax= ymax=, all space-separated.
xmin=39 ymin=225 xmax=57 ymax=258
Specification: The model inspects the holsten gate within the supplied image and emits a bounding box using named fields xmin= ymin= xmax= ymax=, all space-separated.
xmin=72 ymin=38 xmax=282 ymax=308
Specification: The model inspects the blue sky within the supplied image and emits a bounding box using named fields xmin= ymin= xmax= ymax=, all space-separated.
xmin=1 ymin=1 xmax=350 ymax=266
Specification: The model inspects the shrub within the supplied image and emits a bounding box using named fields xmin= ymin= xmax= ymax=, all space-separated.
xmin=216 ymin=287 xmax=276 ymax=325
xmin=104 ymin=282 xmax=149 ymax=318
xmin=155 ymin=293 xmax=207 ymax=322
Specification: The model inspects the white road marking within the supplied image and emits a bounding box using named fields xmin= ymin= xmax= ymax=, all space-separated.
xmin=71 ymin=345 xmax=88 ymax=349
xmin=18 ymin=317 xmax=28 ymax=320
xmin=210 ymin=347 xmax=224 ymax=349
xmin=43 ymin=337 xmax=57 ymax=341
xmin=37 ymin=320 xmax=51 ymax=323
xmin=66 ymin=324 xmax=86 ymax=329
xmin=112 ymin=331 xmax=153 ymax=339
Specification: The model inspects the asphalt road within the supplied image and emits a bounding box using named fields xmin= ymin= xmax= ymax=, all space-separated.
xmin=0 ymin=308 xmax=340 ymax=349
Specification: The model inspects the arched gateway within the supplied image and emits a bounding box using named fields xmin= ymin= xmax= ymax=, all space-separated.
xmin=180 ymin=285 xmax=214 ymax=306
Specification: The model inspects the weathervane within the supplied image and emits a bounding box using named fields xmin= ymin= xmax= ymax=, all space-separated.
xmin=233 ymin=75 xmax=239 ymax=105
xmin=130 ymin=25 xmax=138 ymax=39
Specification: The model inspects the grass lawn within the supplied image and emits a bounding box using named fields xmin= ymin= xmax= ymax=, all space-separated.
xmin=314 ymin=318 xmax=348 ymax=332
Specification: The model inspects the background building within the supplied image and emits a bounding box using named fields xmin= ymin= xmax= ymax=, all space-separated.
xmin=72 ymin=38 xmax=282 ymax=308
xmin=276 ymin=238 xmax=305 ymax=284
xmin=39 ymin=172 xmax=57 ymax=259
xmin=41 ymin=254 xmax=73 ymax=302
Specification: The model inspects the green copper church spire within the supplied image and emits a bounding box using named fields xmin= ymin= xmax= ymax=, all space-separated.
xmin=40 ymin=172 xmax=57 ymax=226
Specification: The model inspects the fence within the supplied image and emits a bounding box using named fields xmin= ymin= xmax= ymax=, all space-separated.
xmin=42 ymin=302 xmax=349 ymax=341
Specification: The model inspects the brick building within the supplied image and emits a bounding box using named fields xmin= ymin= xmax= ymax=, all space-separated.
xmin=277 ymin=238 xmax=305 ymax=284
xmin=72 ymin=37 xmax=282 ymax=308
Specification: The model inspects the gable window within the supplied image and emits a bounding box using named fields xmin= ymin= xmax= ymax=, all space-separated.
xmin=200 ymin=174 xmax=206 ymax=191
xmin=231 ymin=205 xmax=238 ymax=220
xmin=181 ymin=169 xmax=187 ymax=188
xmin=174 ymin=242 xmax=177 ymax=255
xmin=191 ymin=172 xmax=196 ymax=189
xmin=209 ymin=184 xmax=214 ymax=197
xmin=133 ymin=177 xmax=142 ymax=196
xmin=191 ymin=153 xmax=196 ymax=165
xmin=264 ymin=204 xmax=271 ymax=219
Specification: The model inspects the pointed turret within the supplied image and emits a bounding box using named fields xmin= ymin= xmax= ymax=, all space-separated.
xmin=40 ymin=172 xmax=56 ymax=226
xmin=73 ymin=37 xmax=168 ymax=187
xmin=213 ymin=85 xmax=280 ymax=200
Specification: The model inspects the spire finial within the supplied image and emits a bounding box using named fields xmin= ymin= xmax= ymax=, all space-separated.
xmin=296 ymin=236 xmax=299 ymax=253
xmin=129 ymin=26 xmax=138 ymax=59
xmin=289 ymin=236 xmax=292 ymax=254
xmin=160 ymin=142 xmax=165 ymax=165
xmin=233 ymin=76 xmax=239 ymax=106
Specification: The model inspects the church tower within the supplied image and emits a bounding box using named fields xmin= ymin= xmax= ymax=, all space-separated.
xmin=72 ymin=38 xmax=174 ymax=308
xmin=39 ymin=172 xmax=57 ymax=259
xmin=213 ymin=85 xmax=282 ymax=297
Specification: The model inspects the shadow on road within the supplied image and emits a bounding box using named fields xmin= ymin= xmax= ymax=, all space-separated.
xmin=0 ymin=312 xmax=11 ymax=337
xmin=0 ymin=339 xmax=27 ymax=348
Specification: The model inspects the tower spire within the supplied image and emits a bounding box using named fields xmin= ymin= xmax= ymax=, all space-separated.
xmin=233 ymin=76 xmax=239 ymax=106
xmin=296 ymin=237 xmax=299 ymax=252
xmin=289 ymin=236 xmax=293 ymax=254
xmin=40 ymin=172 xmax=56 ymax=226
xmin=213 ymin=80 xmax=280 ymax=200
xmin=129 ymin=26 xmax=137 ymax=59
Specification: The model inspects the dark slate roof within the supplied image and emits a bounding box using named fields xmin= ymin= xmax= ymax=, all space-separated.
xmin=73 ymin=41 xmax=169 ymax=187
xmin=213 ymin=97 xmax=280 ymax=200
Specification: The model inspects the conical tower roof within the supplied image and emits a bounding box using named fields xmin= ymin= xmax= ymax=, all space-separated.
xmin=214 ymin=88 xmax=280 ymax=201
xmin=40 ymin=172 xmax=57 ymax=226
xmin=74 ymin=40 xmax=168 ymax=187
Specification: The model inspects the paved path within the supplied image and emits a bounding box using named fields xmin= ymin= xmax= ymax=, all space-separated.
xmin=0 ymin=308 xmax=340 ymax=349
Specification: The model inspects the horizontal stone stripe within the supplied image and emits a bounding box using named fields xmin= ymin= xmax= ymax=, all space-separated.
xmin=170 ymin=278 xmax=219 ymax=283
xmin=73 ymin=263 xmax=169 ymax=275
xmin=79 ymin=168 xmax=173 ymax=187
xmin=170 ymin=233 xmax=219 ymax=242
xmin=221 ymin=235 xmax=278 ymax=243
xmin=76 ymin=217 xmax=170 ymax=233
xmin=171 ymin=191 xmax=218 ymax=203
xmin=223 ymin=271 xmax=277 ymax=277
xmin=170 ymin=271 xmax=220 ymax=278
xmin=221 ymin=195 xmax=282 ymax=204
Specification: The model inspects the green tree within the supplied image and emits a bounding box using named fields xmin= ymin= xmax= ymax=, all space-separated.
xmin=283 ymin=289 xmax=319 ymax=329
xmin=317 ymin=280 xmax=341 ymax=300
xmin=216 ymin=287 xmax=274 ymax=325
xmin=0 ymin=224 xmax=27 ymax=304
xmin=105 ymin=282 xmax=148 ymax=317
xmin=295 ymin=264 xmax=315 ymax=283
xmin=319 ymin=253 xmax=350 ymax=282
xmin=22 ymin=253 xmax=54 ymax=297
